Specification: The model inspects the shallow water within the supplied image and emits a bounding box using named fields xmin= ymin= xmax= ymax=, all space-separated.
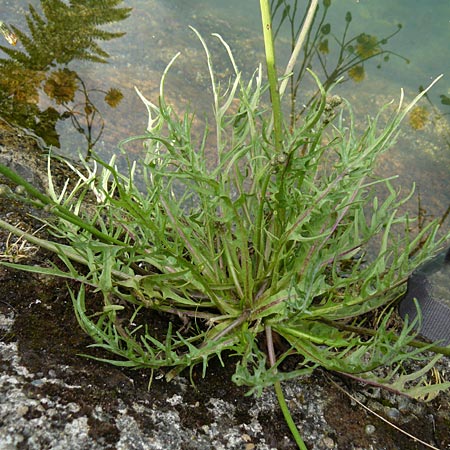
xmin=1 ymin=0 xmax=449 ymax=224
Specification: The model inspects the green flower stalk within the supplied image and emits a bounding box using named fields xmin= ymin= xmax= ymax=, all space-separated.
xmin=259 ymin=0 xmax=283 ymax=153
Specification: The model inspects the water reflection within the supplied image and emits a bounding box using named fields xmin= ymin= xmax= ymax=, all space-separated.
xmin=271 ymin=0 xmax=408 ymax=125
xmin=0 ymin=21 xmax=18 ymax=46
xmin=0 ymin=0 xmax=130 ymax=153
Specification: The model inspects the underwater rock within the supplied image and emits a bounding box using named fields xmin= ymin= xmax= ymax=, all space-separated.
xmin=399 ymin=247 xmax=450 ymax=346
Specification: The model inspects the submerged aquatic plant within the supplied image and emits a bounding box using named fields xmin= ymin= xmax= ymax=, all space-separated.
xmin=0 ymin=2 xmax=449 ymax=449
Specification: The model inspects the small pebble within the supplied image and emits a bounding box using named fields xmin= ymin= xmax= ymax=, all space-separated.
xmin=365 ymin=424 xmax=376 ymax=435
xmin=321 ymin=436 xmax=335 ymax=448
xmin=67 ymin=402 xmax=81 ymax=414
xmin=386 ymin=407 xmax=400 ymax=421
xmin=0 ymin=184 xmax=12 ymax=197
xmin=15 ymin=405 xmax=29 ymax=417
xmin=397 ymin=396 xmax=411 ymax=412
xmin=14 ymin=185 xmax=26 ymax=195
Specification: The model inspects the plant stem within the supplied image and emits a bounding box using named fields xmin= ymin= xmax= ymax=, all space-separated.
xmin=321 ymin=319 xmax=450 ymax=357
xmin=265 ymin=326 xmax=308 ymax=450
xmin=259 ymin=0 xmax=283 ymax=153
xmin=279 ymin=0 xmax=319 ymax=98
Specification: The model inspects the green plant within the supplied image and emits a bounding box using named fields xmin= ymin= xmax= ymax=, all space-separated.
xmin=1 ymin=3 xmax=450 ymax=448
